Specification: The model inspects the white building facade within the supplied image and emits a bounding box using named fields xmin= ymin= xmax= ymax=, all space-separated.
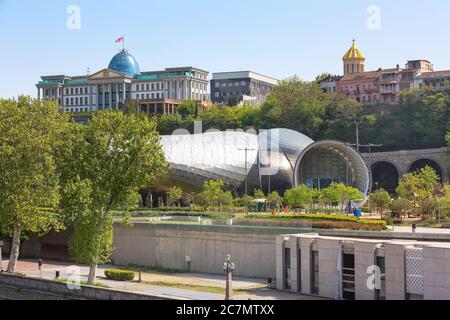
xmin=278 ymin=233 xmax=450 ymax=300
xmin=36 ymin=49 xmax=209 ymax=114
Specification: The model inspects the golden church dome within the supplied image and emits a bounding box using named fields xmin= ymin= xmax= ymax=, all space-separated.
xmin=343 ymin=40 xmax=365 ymax=60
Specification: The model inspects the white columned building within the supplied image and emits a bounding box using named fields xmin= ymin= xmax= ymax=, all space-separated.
xmin=36 ymin=49 xmax=209 ymax=115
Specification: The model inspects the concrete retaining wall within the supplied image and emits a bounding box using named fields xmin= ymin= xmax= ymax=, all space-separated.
xmin=0 ymin=273 xmax=171 ymax=300
xmin=111 ymin=223 xmax=285 ymax=279
xmin=7 ymin=223 xmax=450 ymax=283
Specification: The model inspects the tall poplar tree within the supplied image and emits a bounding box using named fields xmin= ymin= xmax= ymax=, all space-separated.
xmin=58 ymin=110 xmax=168 ymax=284
xmin=0 ymin=97 xmax=67 ymax=272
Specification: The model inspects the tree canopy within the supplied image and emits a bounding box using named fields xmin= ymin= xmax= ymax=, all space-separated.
xmin=58 ymin=110 xmax=168 ymax=283
xmin=0 ymin=97 xmax=68 ymax=272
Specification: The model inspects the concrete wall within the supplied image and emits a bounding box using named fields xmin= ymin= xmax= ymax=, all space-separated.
xmin=111 ymin=223 xmax=283 ymax=279
xmin=0 ymin=273 xmax=171 ymax=300
xmin=317 ymin=238 xmax=340 ymax=299
xmin=354 ymin=242 xmax=378 ymax=300
xmin=278 ymin=234 xmax=450 ymax=300
xmin=423 ymin=246 xmax=450 ymax=300
xmin=384 ymin=243 xmax=407 ymax=300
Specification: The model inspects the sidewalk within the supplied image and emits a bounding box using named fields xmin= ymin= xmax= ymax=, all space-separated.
xmin=390 ymin=226 xmax=450 ymax=234
xmin=6 ymin=259 xmax=325 ymax=300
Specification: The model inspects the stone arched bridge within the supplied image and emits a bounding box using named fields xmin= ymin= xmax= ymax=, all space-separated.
xmin=361 ymin=148 xmax=449 ymax=193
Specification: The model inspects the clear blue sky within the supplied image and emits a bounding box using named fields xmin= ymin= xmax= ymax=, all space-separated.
xmin=1 ymin=0 xmax=450 ymax=98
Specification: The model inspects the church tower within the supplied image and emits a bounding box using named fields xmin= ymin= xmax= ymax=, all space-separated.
xmin=343 ymin=39 xmax=365 ymax=75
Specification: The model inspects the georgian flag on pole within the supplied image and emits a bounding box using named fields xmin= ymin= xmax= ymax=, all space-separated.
xmin=116 ymin=36 xmax=125 ymax=50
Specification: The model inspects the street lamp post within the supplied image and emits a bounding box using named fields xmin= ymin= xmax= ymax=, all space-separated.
xmin=238 ymin=145 xmax=256 ymax=214
xmin=355 ymin=121 xmax=361 ymax=152
xmin=223 ymin=254 xmax=235 ymax=301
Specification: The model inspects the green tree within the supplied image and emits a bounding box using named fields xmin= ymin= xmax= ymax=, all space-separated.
xmin=420 ymin=197 xmax=440 ymax=220
xmin=197 ymin=180 xmax=234 ymax=212
xmin=176 ymin=100 xmax=197 ymax=118
xmin=438 ymin=184 xmax=450 ymax=218
xmin=254 ymin=189 xmax=265 ymax=199
xmin=238 ymin=195 xmax=255 ymax=214
xmin=315 ymin=72 xmax=330 ymax=82
xmin=267 ymin=191 xmax=283 ymax=212
xmin=0 ymin=97 xmax=67 ymax=272
xmin=390 ymin=198 xmax=413 ymax=219
xmin=284 ymin=185 xmax=313 ymax=212
xmin=370 ymin=189 xmax=392 ymax=218
xmin=396 ymin=166 xmax=440 ymax=201
xmin=217 ymin=191 xmax=234 ymax=212
xmin=323 ymin=183 xmax=364 ymax=213
xmin=167 ymin=186 xmax=183 ymax=207
xmin=320 ymin=187 xmax=339 ymax=209
xmin=58 ymin=110 xmax=168 ymax=284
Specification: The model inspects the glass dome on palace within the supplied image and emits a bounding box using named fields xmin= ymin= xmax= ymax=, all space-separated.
xmin=156 ymin=129 xmax=371 ymax=198
xmin=108 ymin=49 xmax=141 ymax=76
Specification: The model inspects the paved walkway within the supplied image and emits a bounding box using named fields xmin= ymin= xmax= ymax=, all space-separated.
xmin=390 ymin=226 xmax=450 ymax=234
xmin=2 ymin=258 xmax=325 ymax=300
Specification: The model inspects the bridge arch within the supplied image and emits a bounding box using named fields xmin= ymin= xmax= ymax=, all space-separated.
xmin=371 ymin=161 xmax=400 ymax=195
xmin=409 ymin=159 xmax=443 ymax=182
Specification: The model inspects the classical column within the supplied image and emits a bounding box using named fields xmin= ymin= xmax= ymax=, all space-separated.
xmin=37 ymin=87 xmax=41 ymax=99
xmin=96 ymin=85 xmax=100 ymax=111
xmin=109 ymin=84 xmax=113 ymax=109
xmin=116 ymin=84 xmax=119 ymax=109
xmin=102 ymin=86 xmax=106 ymax=111
xmin=174 ymin=81 xmax=178 ymax=100
xmin=123 ymin=83 xmax=127 ymax=104
xmin=60 ymin=86 xmax=64 ymax=109
xmin=56 ymin=87 xmax=60 ymax=107
xmin=88 ymin=86 xmax=92 ymax=111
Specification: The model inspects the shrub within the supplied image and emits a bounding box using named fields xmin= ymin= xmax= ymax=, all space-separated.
xmin=104 ymin=269 xmax=135 ymax=281
xmin=245 ymin=213 xmax=387 ymax=228
xmin=234 ymin=219 xmax=386 ymax=231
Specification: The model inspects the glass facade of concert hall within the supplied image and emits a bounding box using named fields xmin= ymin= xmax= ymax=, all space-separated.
xmin=155 ymin=129 xmax=371 ymax=198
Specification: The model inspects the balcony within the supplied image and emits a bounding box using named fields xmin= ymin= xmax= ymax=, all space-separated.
xmin=379 ymin=77 xmax=398 ymax=84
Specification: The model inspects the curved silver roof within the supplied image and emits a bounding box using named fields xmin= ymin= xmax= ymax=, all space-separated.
xmin=157 ymin=129 xmax=371 ymax=198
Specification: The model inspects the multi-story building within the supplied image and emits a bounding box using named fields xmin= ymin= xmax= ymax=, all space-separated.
xmin=36 ymin=49 xmax=209 ymax=115
xmin=319 ymin=40 xmax=440 ymax=105
xmin=414 ymin=70 xmax=450 ymax=90
xmin=210 ymin=71 xmax=278 ymax=106
xmin=319 ymin=75 xmax=342 ymax=94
